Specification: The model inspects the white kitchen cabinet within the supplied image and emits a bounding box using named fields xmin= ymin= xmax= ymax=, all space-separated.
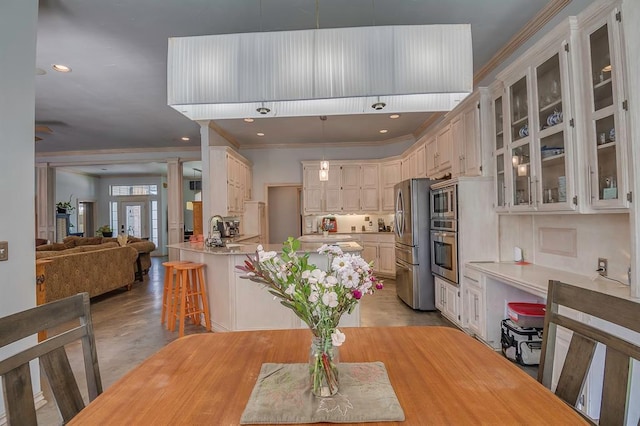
xmin=341 ymin=165 xmax=361 ymax=212
xmin=360 ymin=164 xmax=380 ymax=211
xmin=208 ymin=147 xmax=252 ymax=217
xmin=495 ymin=20 xmax=578 ymax=213
xmin=360 ymin=233 xmax=395 ymax=277
xmin=464 ymin=273 xmax=485 ymax=338
xmin=427 ymin=125 xmax=452 ymax=178
xmin=380 ymin=160 xmax=402 ymax=212
xmin=491 ymin=82 xmax=509 ymax=212
xmin=302 ymin=161 xmax=380 ymax=214
xmin=435 ymin=276 xmax=460 ymax=324
xmin=579 ymin=4 xmax=629 ymax=210
xmin=401 ymin=150 xmax=416 ymax=181
xmin=451 ymin=91 xmax=484 ymax=178
xmin=303 ymin=164 xmax=323 ymax=214
xmin=415 ymin=143 xmax=427 ymax=177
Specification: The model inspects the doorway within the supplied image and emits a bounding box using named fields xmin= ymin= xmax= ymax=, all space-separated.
xmin=119 ymin=201 xmax=148 ymax=238
xmin=77 ymin=201 xmax=96 ymax=237
xmin=267 ymin=185 xmax=302 ymax=244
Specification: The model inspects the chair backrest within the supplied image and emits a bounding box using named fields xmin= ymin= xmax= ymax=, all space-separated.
xmin=538 ymin=280 xmax=640 ymax=425
xmin=0 ymin=292 xmax=102 ymax=425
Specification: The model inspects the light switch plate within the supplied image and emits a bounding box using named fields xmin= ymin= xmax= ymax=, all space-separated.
xmin=0 ymin=241 xmax=8 ymax=261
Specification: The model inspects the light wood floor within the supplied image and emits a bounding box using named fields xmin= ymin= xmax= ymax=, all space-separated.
xmin=35 ymin=257 xmax=453 ymax=424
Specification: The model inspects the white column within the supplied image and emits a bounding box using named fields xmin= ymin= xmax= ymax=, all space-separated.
xmin=35 ymin=163 xmax=55 ymax=242
xmin=167 ymin=159 xmax=184 ymax=261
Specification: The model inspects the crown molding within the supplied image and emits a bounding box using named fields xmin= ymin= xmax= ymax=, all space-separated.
xmin=473 ymin=0 xmax=571 ymax=86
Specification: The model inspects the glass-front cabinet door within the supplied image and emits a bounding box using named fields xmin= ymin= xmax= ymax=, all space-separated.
xmin=507 ymin=75 xmax=535 ymax=210
xmin=582 ymin=9 xmax=628 ymax=209
xmin=491 ymin=83 xmax=508 ymax=211
xmin=533 ymin=49 xmax=575 ymax=211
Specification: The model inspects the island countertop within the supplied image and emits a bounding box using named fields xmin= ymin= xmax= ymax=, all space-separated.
xmin=167 ymin=240 xmax=363 ymax=256
xmin=166 ymin=240 xmax=362 ymax=332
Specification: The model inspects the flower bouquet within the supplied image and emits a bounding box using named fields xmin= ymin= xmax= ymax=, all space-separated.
xmin=236 ymin=237 xmax=383 ymax=397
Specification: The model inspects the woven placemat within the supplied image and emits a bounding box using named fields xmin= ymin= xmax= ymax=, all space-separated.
xmin=240 ymin=362 xmax=404 ymax=424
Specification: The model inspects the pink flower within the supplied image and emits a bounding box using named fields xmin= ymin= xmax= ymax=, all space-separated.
xmin=376 ymin=282 xmax=384 ymax=290
xmin=352 ymin=289 xmax=362 ymax=299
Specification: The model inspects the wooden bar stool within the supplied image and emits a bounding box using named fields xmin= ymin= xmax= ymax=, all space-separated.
xmin=170 ymin=262 xmax=212 ymax=337
xmin=161 ymin=260 xmax=191 ymax=328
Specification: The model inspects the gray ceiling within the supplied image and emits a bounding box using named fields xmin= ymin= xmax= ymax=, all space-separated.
xmin=35 ymin=0 xmax=549 ymax=157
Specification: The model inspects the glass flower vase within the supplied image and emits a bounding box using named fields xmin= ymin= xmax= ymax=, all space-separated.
xmin=309 ymin=337 xmax=339 ymax=397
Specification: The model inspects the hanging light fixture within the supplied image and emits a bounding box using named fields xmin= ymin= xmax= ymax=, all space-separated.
xmin=167 ymin=1 xmax=472 ymax=120
xmin=319 ymin=116 xmax=329 ymax=181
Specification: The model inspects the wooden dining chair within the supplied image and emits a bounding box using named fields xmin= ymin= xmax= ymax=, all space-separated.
xmin=0 ymin=292 xmax=102 ymax=425
xmin=538 ymin=280 xmax=640 ymax=425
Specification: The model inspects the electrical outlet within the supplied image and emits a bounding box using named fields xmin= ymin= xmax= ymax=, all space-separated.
xmin=0 ymin=241 xmax=8 ymax=261
xmin=598 ymin=257 xmax=608 ymax=276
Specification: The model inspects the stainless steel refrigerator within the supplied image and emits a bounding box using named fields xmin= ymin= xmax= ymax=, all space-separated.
xmin=394 ymin=178 xmax=436 ymax=310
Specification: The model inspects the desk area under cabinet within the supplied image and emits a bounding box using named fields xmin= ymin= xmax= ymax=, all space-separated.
xmin=461 ymin=261 xmax=640 ymax=423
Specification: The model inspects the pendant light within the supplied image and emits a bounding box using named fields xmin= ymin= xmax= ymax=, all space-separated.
xmin=319 ymin=116 xmax=329 ymax=181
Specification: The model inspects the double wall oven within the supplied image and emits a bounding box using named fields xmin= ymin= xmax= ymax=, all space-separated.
xmin=430 ymin=184 xmax=458 ymax=284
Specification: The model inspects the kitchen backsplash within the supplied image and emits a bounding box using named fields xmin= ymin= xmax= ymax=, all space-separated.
xmin=304 ymin=214 xmax=395 ymax=234
xmin=499 ymin=213 xmax=631 ymax=284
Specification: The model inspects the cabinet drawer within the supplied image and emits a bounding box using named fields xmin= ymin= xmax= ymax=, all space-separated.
xmin=463 ymin=267 xmax=482 ymax=283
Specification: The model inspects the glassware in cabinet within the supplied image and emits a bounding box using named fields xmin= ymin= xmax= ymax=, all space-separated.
xmin=582 ymin=11 xmax=628 ymax=209
xmin=509 ymin=76 xmax=529 ymax=144
xmin=495 ymin=153 xmax=506 ymax=208
xmin=494 ymin=96 xmax=504 ymax=150
xmin=511 ymin=143 xmax=532 ymax=207
xmin=534 ymin=52 xmax=569 ymax=207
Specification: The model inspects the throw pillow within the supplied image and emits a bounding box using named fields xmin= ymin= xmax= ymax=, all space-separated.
xmin=117 ymin=234 xmax=128 ymax=247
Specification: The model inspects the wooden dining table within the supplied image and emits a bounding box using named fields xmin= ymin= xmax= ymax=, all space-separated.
xmin=69 ymin=326 xmax=587 ymax=425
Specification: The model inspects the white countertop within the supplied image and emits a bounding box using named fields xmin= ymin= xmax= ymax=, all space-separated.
xmin=466 ymin=261 xmax=638 ymax=302
xmin=167 ymin=240 xmax=363 ymax=256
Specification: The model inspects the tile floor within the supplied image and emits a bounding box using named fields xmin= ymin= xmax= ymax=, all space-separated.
xmin=35 ymin=257 xmax=533 ymax=424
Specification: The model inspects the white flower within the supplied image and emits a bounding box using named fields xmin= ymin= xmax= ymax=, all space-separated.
xmin=308 ymin=291 xmax=319 ymax=303
xmin=324 ymin=275 xmax=338 ymax=288
xmin=257 ymin=244 xmax=264 ymax=251
xmin=341 ymin=270 xmax=361 ymax=288
xmin=331 ymin=256 xmax=351 ymax=273
xmin=285 ymin=284 xmax=296 ymax=295
xmin=258 ymin=250 xmax=278 ymax=261
xmin=321 ymin=291 xmax=339 ymax=308
xmin=301 ymin=270 xmax=311 ymax=279
xmin=308 ymin=269 xmax=326 ymax=284
xmin=331 ymin=329 xmax=346 ymax=346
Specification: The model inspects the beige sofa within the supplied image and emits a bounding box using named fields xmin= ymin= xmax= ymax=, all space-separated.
xmin=38 ymin=235 xmax=157 ymax=280
xmin=35 ymin=242 xmax=139 ymax=303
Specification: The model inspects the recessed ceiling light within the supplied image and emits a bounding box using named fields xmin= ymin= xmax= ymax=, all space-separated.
xmin=379 ymin=129 xmax=388 ymax=134
xmin=389 ymin=114 xmax=400 ymax=119
xmin=257 ymin=132 xmax=265 ymax=136
xmin=181 ymin=136 xmax=190 ymax=141
xmin=243 ymin=118 xmax=255 ymax=123
xmin=52 ymin=64 xmax=72 ymax=73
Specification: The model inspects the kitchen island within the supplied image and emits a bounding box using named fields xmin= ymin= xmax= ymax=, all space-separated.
xmin=166 ymin=241 xmax=363 ymax=332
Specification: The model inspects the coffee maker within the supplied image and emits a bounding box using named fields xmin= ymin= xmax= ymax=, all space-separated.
xmin=378 ymin=218 xmax=386 ymax=232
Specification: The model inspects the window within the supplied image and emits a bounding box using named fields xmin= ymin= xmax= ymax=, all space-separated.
xmin=110 ymin=201 xmax=119 ymax=233
xmin=151 ymin=201 xmax=158 ymax=247
xmin=109 ymin=185 xmax=158 ymax=196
